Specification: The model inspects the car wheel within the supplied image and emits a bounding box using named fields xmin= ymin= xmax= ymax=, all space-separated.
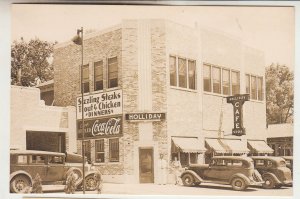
xmin=181 ymin=173 xmax=194 ymax=187
xmin=262 ymin=176 xmax=275 ymax=189
xmin=85 ymin=175 xmax=97 ymax=191
xmin=10 ymin=175 xmax=31 ymax=193
xmin=231 ymin=177 xmax=247 ymax=191
xmin=66 ymin=168 xmax=83 ymax=186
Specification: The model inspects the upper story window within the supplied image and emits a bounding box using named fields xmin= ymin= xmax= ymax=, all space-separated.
xmin=203 ymin=63 xmax=240 ymax=96
xmin=231 ymin=71 xmax=240 ymax=95
xmin=82 ymin=64 xmax=89 ymax=93
xmin=246 ymin=74 xmax=264 ymax=101
xmin=169 ymin=55 xmax=196 ymax=90
xmin=94 ymin=61 xmax=103 ymax=91
xmin=108 ymin=57 xmax=118 ymax=88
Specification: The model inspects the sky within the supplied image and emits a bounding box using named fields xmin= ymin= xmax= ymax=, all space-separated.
xmin=11 ymin=4 xmax=295 ymax=69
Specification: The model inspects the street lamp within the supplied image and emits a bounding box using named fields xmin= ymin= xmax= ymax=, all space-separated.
xmin=72 ymin=27 xmax=86 ymax=194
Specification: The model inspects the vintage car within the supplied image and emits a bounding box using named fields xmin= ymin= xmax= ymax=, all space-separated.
xmin=251 ymin=156 xmax=292 ymax=189
xmin=10 ymin=150 xmax=99 ymax=193
xmin=181 ymin=156 xmax=263 ymax=191
xmin=281 ymin=156 xmax=293 ymax=176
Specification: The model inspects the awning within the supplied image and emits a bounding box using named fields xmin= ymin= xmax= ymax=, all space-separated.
xmin=172 ymin=137 xmax=206 ymax=153
xmin=247 ymin=140 xmax=274 ymax=154
xmin=205 ymin=139 xmax=249 ymax=154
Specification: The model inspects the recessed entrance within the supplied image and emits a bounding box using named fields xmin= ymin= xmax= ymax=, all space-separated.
xmin=139 ymin=147 xmax=154 ymax=183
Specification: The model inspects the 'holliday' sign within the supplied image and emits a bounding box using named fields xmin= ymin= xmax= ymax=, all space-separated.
xmin=226 ymin=94 xmax=250 ymax=136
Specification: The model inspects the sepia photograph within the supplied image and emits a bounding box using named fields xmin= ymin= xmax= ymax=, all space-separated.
xmin=6 ymin=2 xmax=295 ymax=197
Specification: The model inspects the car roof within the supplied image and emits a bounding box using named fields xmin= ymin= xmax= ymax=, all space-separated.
xmin=251 ymin=156 xmax=285 ymax=161
xmin=212 ymin=156 xmax=253 ymax=162
xmin=10 ymin=149 xmax=65 ymax=156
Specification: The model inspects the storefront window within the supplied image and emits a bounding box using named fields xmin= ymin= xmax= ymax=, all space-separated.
xmin=212 ymin=66 xmax=221 ymax=94
xmin=203 ymin=64 xmax=211 ymax=92
xmin=251 ymin=75 xmax=257 ymax=100
xmin=95 ymin=139 xmax=105 ymax=163
xmin=231 ymin=71 xmax=240 ymax=95
xmin=190 ymin=153 xmax=198 ymax=164
xmin=94 ymin=61 xmax=103 ymax=91
xmin=82 ymin=64 xmax=89 ymax=93
xmin=178 ymin=58 xmax=187 ymax=88
xmin=109 ymin=138 xmax=119 ymax=162
xmin=188 ymin=60 xmax=196 ymax=90
xmin=222 ymin=69 xmax=230 ymax=95
xmin=83 ymin=140 xmax=91 ymax=163
xmin=169 ymin=56 xmax=177 ymax=86
xmin=108 ymin=57 xmax=118 ymax=88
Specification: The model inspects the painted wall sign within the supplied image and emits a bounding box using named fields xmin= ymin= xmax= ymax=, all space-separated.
xmin=226 ymin=94 xmax=250 ymax=136
xmin=76 ymin=89 xmax=122 ymax=119
xmin=125 ymin=113 xmax=166 ymax=122
xmin=77 ymin=116 xmax=122 ymax=139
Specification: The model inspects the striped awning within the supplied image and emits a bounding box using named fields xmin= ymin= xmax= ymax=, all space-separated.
xmin=172 ymin=137 xmax=206 ymax=153
xmin=205 ymin=138 xmax=249 ymax=154
xmin=247 ymin=140 xmax=274 ymax=154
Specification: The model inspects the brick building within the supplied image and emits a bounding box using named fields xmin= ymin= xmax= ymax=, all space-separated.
xmin=52 ymin=19 xmax=271 ymax=183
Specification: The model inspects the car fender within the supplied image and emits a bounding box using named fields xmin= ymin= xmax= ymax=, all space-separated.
xmin=181 ymin=170 xmax=203 ymax=183
xmin=229 ymin=173 xmax=251 ymax=186
xmin=262 ymin=172 xmax=281 ymax=184
xmin=10 ymin=170 xmax=33 ymax=184
xmin=85 ymin=170 xmax=99 ymax=178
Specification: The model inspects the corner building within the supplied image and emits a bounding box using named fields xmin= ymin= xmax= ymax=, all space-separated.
xmin=53 ymin=19 xmax=270 ymax=184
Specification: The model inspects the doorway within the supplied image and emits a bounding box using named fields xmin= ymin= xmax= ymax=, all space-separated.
xmin=139 ymin=148 xmax=154 ymax=183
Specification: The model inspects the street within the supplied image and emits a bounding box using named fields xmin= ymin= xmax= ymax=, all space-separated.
xmin=42 ymin=183 xmax=293 ymax=196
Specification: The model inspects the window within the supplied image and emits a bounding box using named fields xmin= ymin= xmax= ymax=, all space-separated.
xmin=109 ymin=138 xmax=119 ymax=162
xmin=169 ymin=56 xmax=177 ymax=86
xmin=212 ymin=66 xmax=221 ymax=94
xmin=178 ymin=58 xmax=187 ymax=88
xmin=169 ymin=55 xmax=196 ymax=90
xmin=95 ymin=139 xmax=105 ymax=163
xmin=30 ymin=155 xmax=46 ymax=164
xmin=257 ymin=77 xmax=263 ymax=101
xmin=94 ymin=61 xmax=103 ymax=91
xmin=108 ymin=57 xmax=118 ymax=88
xmin=222 ymin=69 xmax=230 ymax=95
xmin=48 ymin=156 xmax=64 ymax=164
xmin=204 ymin=64 xmax=240 ymax=96
xmin=83 ymin=140 xmax=91 ymax=163
xmin=188 ymin=60 xmax=196 ymax=90
xmin=82 ymin=64 xmax=89 ymax=93
xmin=231 ymin=71 xmax=240 ymax=95
xmin=17 ymin=155 xmax=27 ymax=164
xmin=246 ymin=74 xmax=250 ymax=94
xmin=190 ymin=153 xmax=197 ymax=164
xmin=247 ymin=74 xmax=264 ymax=101
xmin=203 ymin=64 xmax=211 ymax=92
xmin=251 ymin=75 xmax=257 ymax=100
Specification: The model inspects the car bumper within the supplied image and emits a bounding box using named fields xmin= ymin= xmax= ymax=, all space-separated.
xmin=249 ymin=180 xmax=264 ymax=186
xmin=282 ymin=180 xmax=293 ymax=186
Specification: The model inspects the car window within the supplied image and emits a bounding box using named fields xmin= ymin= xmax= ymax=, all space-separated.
xmin=215 ymin=159 xmax=226 ymax=166
xmin=231 ymin=160 xmax=243 ymax=166
xmin=255 ymin=159 xmax=264 ymax=166
xmin=29 ymin=155 xmax=46 ymax=164
xmin=48 ymin=156 xmax=64 ymax=164
xmin=10 ymin=155 xmax=27 ymax=164
xmin=266 ymin=160 xmax=273 ymax=168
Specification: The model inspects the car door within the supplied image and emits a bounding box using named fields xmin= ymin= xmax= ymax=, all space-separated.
xmin=204 ymin=159 xmax=229 ymax=181
xmin=27 ymin=154 xmax=47 ymax=180
xmin=45 ymin=155 xmax=65 ymax=182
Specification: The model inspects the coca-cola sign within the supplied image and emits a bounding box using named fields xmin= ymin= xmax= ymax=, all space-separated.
xmin=77 ymin=116 xmax=122 ymax=139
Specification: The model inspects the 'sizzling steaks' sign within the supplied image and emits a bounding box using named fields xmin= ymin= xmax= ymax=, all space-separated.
xmin=76 ymin=90 xmax=122 ymax=120
xmin=226 ymin=94 xmax=250 ymax=136
xmin=77 ymin=116 xmax=122 ymax=139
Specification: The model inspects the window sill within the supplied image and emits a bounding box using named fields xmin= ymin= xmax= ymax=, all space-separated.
xmin=203 ymin=91 xmax=230 ymax=98
xmin=170 ymin=86 xmax=198 ymax=93
xmin=76 ymin=87 xmax=121 ymax=96
xmin=249 ymin=99 xmax=264 ymax=104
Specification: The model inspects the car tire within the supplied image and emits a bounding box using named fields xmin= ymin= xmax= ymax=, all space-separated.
xmin=85 ymin=175 xmax=97 ymax=191
xmin=10 ymin=175 xmax=31 ymax=193
xmin=262 ymin=176 xmax=275 ymax=189
xmin=66 ymin=168 xmax=83 ymax=187
xmin=181 ymin=173 xmax=194 ymax=187
xmin=231 ymin=177 xmax=247 ymax=191
xmin=194 ymin=182 xmax=201 ymax=186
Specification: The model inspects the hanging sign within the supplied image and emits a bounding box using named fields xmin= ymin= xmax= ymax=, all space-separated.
xmin=125 ymin=112 xmax=166 ymax=122
xmin=226 ymin=94 xmax=249 ymax=136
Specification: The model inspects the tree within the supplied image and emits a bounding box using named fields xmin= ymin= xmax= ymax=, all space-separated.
xmin=11 ymin=37 xmax=56 ymax=86
xmin=266 ymin=63 xmax=294 ymax=124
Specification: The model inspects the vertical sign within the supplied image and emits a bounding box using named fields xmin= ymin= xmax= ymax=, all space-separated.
xmin=226 ymin=94 xmax=250 ymax=136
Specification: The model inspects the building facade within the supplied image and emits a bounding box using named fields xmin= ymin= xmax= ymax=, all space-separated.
xmin=52 ymin=19 xmax=271 ymax=184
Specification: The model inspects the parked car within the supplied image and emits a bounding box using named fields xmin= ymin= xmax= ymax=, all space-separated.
xmin=281 ymin=156 xmax=293 ymax=176
xmin=10 ymin=150 xmax=99 ymax=193
xmin=180 ymin=156 xmax=263 ymax=191
xmin=251 ymin=156 xmax=292 ymax=189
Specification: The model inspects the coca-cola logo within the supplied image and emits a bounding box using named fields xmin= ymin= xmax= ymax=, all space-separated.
xmin=92 ymin=118 xmax=121 ymax=136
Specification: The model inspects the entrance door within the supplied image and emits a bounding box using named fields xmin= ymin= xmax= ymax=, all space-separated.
xmin=139 ymin=148 xmax=154 ymax=183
